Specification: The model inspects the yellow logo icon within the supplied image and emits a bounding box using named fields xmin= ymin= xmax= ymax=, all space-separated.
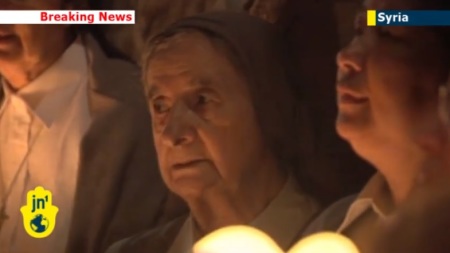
xmin=20 ymin=186 xmax=58 ymax=238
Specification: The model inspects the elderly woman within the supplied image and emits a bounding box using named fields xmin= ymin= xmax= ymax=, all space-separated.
xmin=303 ymin=0 xmax=450 ymax=252
xmin=107 ymin=11 xmax=319 ymax=253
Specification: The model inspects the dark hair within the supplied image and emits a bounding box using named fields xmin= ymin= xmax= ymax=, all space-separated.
xmin=425 ymin=1 xmax=450 ymax=73
xmin=420 ymin=0 xmax=450 ymax=10
xmin=413 ymin=0 xmax=450 ymax=53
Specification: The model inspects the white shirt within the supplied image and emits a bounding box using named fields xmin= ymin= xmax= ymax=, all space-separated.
xmin=337 ymin=173 xmax=393 ymax=253
xmin=0 ymin=39 xmax=91 ymax=253
xmin=168 ymin=176 xmax=320 ymax=253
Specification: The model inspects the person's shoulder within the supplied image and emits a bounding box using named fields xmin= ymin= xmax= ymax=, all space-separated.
xmin=106 ymin=215 xmax=187 ymax=253
xmin=301 ymin=194 xmax=357 ymax=236
xmin=82 ymin=34 xmax=147 ymax=108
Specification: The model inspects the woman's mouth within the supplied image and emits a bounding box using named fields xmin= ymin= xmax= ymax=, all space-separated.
xmin=339 ymin=93 xmax=369 ymax=104
xmin=172 ymin=159 xmax=208 ymax=170
xmin=337 ymin=85 xmax=368 ymax=105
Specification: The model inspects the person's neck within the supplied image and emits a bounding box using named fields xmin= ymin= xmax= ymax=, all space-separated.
xmin=368 ymin=143 xmax=427 ymax=207
xmin=187 ymin=159 xmax=287 ymax=237
xmin=0 ymin=32 xmax=75 ymax=91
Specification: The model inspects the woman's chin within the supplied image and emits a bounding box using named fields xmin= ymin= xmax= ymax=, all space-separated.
xmin=169 ymin=177 xmax=217 ymax=200
xmin=336 ymin=120 xmax=383 ymax=168
xmin=336 ymin=118 xmax=368 ymax=142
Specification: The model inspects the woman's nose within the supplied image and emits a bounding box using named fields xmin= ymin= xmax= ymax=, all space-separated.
xmin=160 ymin=104 xmax=196 ymax=147
xmin=336 ymin=39 xmax=364 ymax=79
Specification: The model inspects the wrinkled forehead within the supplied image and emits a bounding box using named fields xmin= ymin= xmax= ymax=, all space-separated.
xmin=144 ymin=30 xmax=240 ymax=82
xmin=145 ymin=32 xmax=212 ymax=77
xmin=151 ymin=31 xmax=208 ymax=58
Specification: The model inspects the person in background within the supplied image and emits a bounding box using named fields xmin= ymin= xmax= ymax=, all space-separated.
xmin=0 ymin=0 xmax=185 ymax=252
xmin=371 ymin=85 xmax=450 ymax=253
xmin=107 ymin=11 xmax=320 ymax=253
xmin=302 ymin=0 xmax=450 ymax=252
xmin=368 ymin=176 xmax=450 ymax=253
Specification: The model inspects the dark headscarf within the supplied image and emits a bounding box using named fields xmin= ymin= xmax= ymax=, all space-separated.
xmin=142 ymin=11 xmax=315 ymax=196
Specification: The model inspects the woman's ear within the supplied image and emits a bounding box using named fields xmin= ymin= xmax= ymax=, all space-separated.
xmin=413 ymin=85 xmax=450 ymax=188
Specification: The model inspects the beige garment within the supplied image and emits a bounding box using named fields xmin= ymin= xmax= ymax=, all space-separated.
xmin=0 ymin=39 xmax=91 ymax=253
xmin=168 ymin=175 xmax=320 ymax=253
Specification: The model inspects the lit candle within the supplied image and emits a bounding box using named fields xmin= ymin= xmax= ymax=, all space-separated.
xmin=289 ymin=232 xmax=360 ymax=253
xmin=193 ymin=225 xmax=360 ymax=253
xmin=193 ymin=225 xmax=284 ymax=253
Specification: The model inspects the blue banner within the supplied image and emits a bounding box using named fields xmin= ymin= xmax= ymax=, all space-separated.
xmin=367 ymin=10 xmax=450 ymax=26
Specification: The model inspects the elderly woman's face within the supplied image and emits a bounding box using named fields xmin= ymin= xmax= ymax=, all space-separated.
xmin=146 ymin=32 xmax=268 ymax=197
xmin=336 ymin=0 xmax=449 ymax=156
xmin=0 ymin=0 xmax=67 ymax=66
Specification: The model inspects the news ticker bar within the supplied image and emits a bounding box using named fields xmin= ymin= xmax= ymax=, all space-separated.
xmin=0 ymin=10 xmax=449 ymax=26
xmin=367 ymin=10 xmax=450 ymax=26
xmin=0 ymin=10 xmax=135 ymax=24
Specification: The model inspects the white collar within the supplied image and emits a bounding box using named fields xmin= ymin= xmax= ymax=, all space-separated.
xmin=1 ymin=38 xmax=88 ymax=127
xmin=337 ymin=173 xmax=393 ymax=232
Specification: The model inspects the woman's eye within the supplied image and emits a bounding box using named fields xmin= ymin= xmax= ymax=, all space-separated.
xmin=196 ymin=94 xmax=209 ymax=106
xmin=152 ymin=98 xmax=170 ymax=114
